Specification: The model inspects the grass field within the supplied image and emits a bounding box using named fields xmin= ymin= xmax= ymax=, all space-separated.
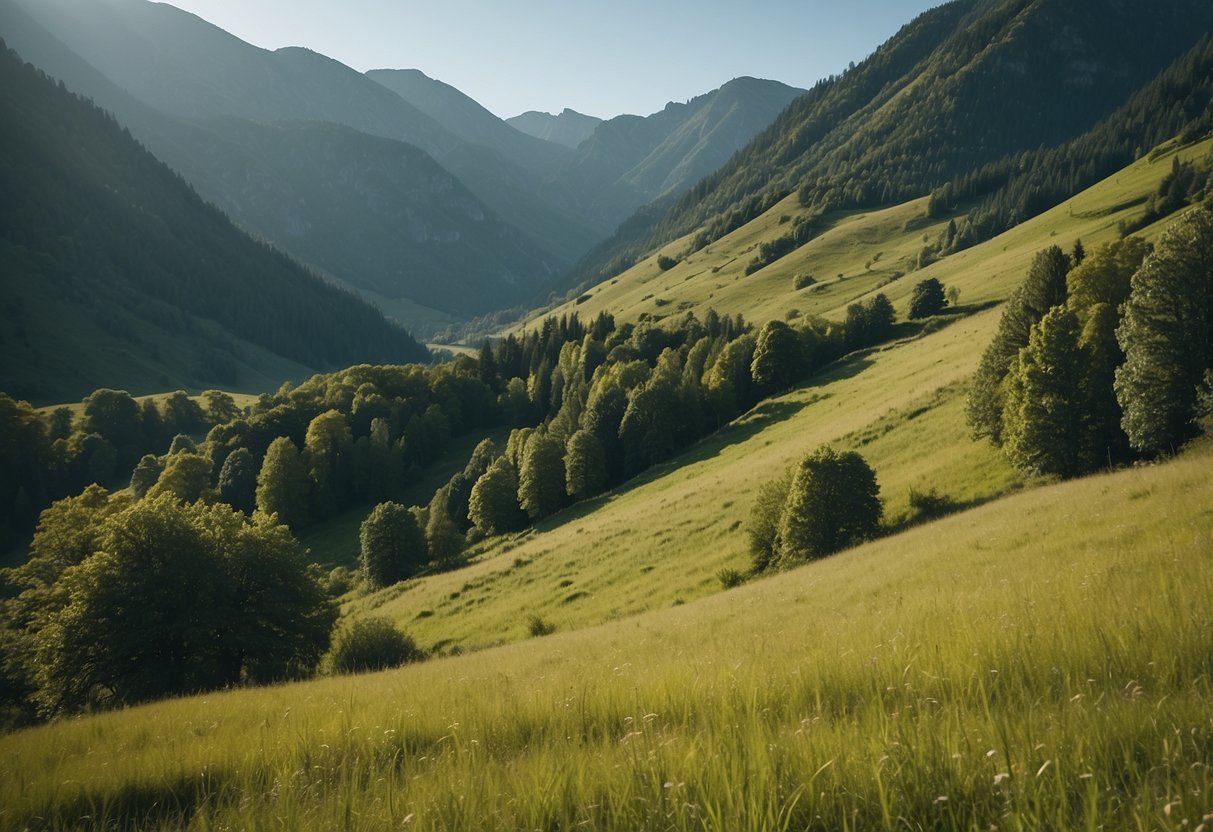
xmin=4 ymin=139 xmax=1211 ymax=831
xmin=1 ymin=437 xmax=1208 ymax=830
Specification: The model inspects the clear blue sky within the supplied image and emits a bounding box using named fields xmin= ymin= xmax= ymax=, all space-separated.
xmin=165 ymin=0 xmax=943 ymax=119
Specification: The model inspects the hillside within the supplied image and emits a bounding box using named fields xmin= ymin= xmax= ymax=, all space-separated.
xmin=507 ymin=107 xmax=603 ymax=149
xmin=0 ymin=45 xmax=428 ymax=404
xmin=570 ymin=0 xmax=1213 ymax=290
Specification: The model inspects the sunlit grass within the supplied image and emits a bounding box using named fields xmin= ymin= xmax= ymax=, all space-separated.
xmin=2 ymin=440 xmax=1210 ymax=830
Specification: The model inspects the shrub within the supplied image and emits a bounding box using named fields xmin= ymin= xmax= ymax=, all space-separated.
xmin=793 ymin=274 xmax=817 ymax=290
xmin=716 ymin=568 xmax=746 ymax=589
xmin=527 ymin=614 xmax=556 ymax=637
xmin=777 ymin=447 xmax=882 ymax=565
xmin=908 ymin=278 xmax=947 ymax=319
xmin=656 ymin=254 xmax=678 ymax=271
xmin=327 ymin=617 xmax=422 ymax=675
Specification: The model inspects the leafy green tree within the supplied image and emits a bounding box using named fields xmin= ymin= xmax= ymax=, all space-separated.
xmin=908 ymin=278 xmax=947 ymax=319
xmin=468 ymin=456 xmax=526 ymax=536
xmin=424 ymin=494 xmax=465 ymax=566
xmin=1115 ymin=207 xmax=1213 ymax=454
xmin=27 ymin=496 xmax=334 ymax=715
xmin=619 ymin=354 xmax=683 ymax=475
xmin=750 ymin=320 xmax=804 ymax=394
xmin=1078 ymin=303 xmax=1131 ymax=468
xmin=46 ymin=407 xmax=73 ymax=442
xmin=217 ymin=447 xmax=258 ymax=514
xmin=518 ymin=433 xmax=567 ymax=521
xmin=146 ymin=452 xmax=214 ymax=503
xmin=968 ymin=245 xmax=1070 ymax=443
xmin=747 ymin=468 xmax=792 ymax=574
xmin=128 ymin=453 xmax=164 ymax=500
xmin=255 ymin=437 xmax=310 ymax=528
xmin=80 ymin=388 xmax=142 ymax=469
xmin=326 ymin=617 xmax=422 ymax=675
xmin=1001 ymin=307 xmax=1087 ymax=477
xmin=581 ymin=382 xmax=628 ymax=479
xmin=777 ymin=447 xmax=881 ymax=565
xmin=162 ymin=391 xmax=207 ymax=437
xmin=704 ymin=335 xmax=756 ymax=424
xmin=202 ymin=390 xmax=240 ymax=426
xmin=1066 ymin=237 xmax=1149 ymax=317
xmin=304 ymin=410 xmax=354 ymax=516
xmin=565 ymin=429 xmax=607 ymax=500
xmin=359 ymin=501 xmax=428 ymax=588
xmin=168 ymin=433 xmax=197 ymax=455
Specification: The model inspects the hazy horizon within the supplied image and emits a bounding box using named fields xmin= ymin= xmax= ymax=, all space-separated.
xmin=162 ymin=0 xmax=943 ymax=119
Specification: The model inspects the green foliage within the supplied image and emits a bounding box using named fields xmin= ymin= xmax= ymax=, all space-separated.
xmin=128 ymin=453 xmax=164 ymax=500
xmin=656 ymin=254 xmax=678 ymax=271
xmin=304 ymin=410 xmax=354 ymax=515
xmin=20 ymin=495 xmax=334 ymax=715
xmin=776 ymin=447 xmax=882 ymax=566
xmin=517 ymin=433 xmax=567 ymax=521
xmin=1066 ymin=237 xmax=1150 ymax=318
xmin=217 ymin=447 xmax=258 ymax=514
xmin=746 ymin=468 xmax=791 ymax=574
xmin=564 ymin=429 xmax=607 ymax=501
xmin=468 ymin=456 xmax=526 ymax=537
xmin=526 ymin=614 xmax=556 ymax=637
xmin=326 ymin=617 xmax=422 ymax=675
xmin=1001 ymin=307 xmax=1088 ymax=478
xmin=1115 ymin=207 xmax=1213 ymax=454
xmin=907 ymin=278 xmax=947 ymax=319
xmin=750 ymin=320 xmax=804 ymax=395
xmin=359 ymin=502 xmax=428 ymax=589
xmin=967 ymin=246 xmax=1070 ymax=444
xmin=146 ymin=452 xmax=214 ymax=503
xmin=255 ymin=437 xmax=311 ymax=528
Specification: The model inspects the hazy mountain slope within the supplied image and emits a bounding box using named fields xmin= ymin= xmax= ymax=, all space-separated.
xmin=366 ymin=68 xmax=568 ymax=174
xmin=554 ymin=77 xmax=805 ymax=227
xmin=571 ymin=0 xmax=1213 ymax=287
xmin=0 ymin=1 xmax=564 ymax=325
xmin=0 ymin=45 xmax=428 ymax=404
xmin=5 ymin=0 xmax=601 ymax=266
xmin=507 ymin=108 xmax=603 ymax=149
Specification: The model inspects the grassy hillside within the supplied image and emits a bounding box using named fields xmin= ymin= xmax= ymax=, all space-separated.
xmin=533 ymin=136 xmax=1213 ymax=330
xmin=2 ymin=437 xmax=1208 ymax=830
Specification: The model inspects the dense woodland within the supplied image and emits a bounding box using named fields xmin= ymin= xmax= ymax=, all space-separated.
xmin=0 ymin=287 xmax=926 ymax=724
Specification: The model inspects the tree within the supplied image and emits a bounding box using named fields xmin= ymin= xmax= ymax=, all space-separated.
xmin=162 ymin=391 xmax=206 ymax=437
xmin=146 ymin=452 xmax=214 ymax=503
xmin=967 ymin=245 xmax=1070 ymax=443
xmin=1001 ymin=307 xmax=1087 ymax=478
xmin=518 ymin=432 xmax=567 ymax=521
xmin=468 ymin=456 xmax=526 ymax=536
xmin=202 ymin=390 xmax=240 ymax=426
xmin=128 ymin=453 xmax=164 ymax=500
xmin=80 ymin=389 xmax=142 ymax=469
xmin=1078 ymin=303 xmax=1131 ymax=469
xmin=1066 ymin=237 xmax=1149 ymax=317
xmin=1115 ymin=207 xmax=1213 ymax=454
xmin=565 ymin=429 xmax=607 ymax=500
xmin=217 ymin=447 xmax=258 ymax=514
xmin=777 ymin=447 xmax=881 ymax=565
xmin=304 ymin=410 xmax=354 ymax=516
xmin=255 ymin=437 xmax=310 ymax=528
xmin=750 ymin=320 xmax=804 ymax=394
xmin=359 ymin=502 xmax=428 ymax=588
xmin=27 ymin=496 xmax=334 ymax=715
xmin=908 ymin=278 xmax=947 ymax=319
xmin=747 ymin=468 xmax=792 ymax=574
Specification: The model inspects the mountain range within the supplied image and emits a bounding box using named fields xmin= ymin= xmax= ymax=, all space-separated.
xmin=0 ymin=0 xmax=803 ymax=333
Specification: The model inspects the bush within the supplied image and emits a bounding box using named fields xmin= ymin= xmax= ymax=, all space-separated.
xmin=777 ymin=447 xmax=882 ymax=565
xmin=327 ymin=617 xmax=422 ymax=675
xmin=793 ymin=274 xmax=817 ymax=290
xmin=716 ymin=568 xmax=746 ymax=589
xmin=527 ymin=614 xmax=556 ymax=637
xmin=656 ymin=254 xmax=678 ymax=271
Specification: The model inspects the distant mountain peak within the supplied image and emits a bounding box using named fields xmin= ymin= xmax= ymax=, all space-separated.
xmin=506 ymin=108 xmax=603 ymax=149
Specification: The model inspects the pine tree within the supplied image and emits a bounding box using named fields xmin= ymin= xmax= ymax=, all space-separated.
xmin=1115 ymin=207 xmax=1213 ymax=454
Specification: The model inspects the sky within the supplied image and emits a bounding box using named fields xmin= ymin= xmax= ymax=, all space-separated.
xmin=163 ymin=1 xmax=943 ymax=120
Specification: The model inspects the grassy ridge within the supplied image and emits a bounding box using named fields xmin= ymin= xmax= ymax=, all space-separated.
xmin=532 ymin=137 xmax=1212 ymax=329
xmin=2 ymin=439 xmax=1209 ymax=830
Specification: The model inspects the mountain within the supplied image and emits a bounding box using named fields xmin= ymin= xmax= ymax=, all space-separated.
xmin=507 ymin=108 xmax=603 ymax=149
xmin=0 ymin=0 xmax=566 ymax=328
xmin=0 ymin=43 xmax=428 ymax=404
xmin=552 ymin=77 xmax=805 ymax=228
xmin=569 ymin=0 xmax=1213 ymax=288
xmin=366 ymin=68 xmax=568 ymax=174
xmin=3 ymin=0 xmax=602 ymax=267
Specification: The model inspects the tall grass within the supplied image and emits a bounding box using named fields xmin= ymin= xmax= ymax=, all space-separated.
xmin=3 ymin=442 xmax=1210 ymax=830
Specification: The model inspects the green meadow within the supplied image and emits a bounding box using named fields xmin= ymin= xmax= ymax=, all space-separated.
xmin=4 ymin=137 xmax=1212 ymax=830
